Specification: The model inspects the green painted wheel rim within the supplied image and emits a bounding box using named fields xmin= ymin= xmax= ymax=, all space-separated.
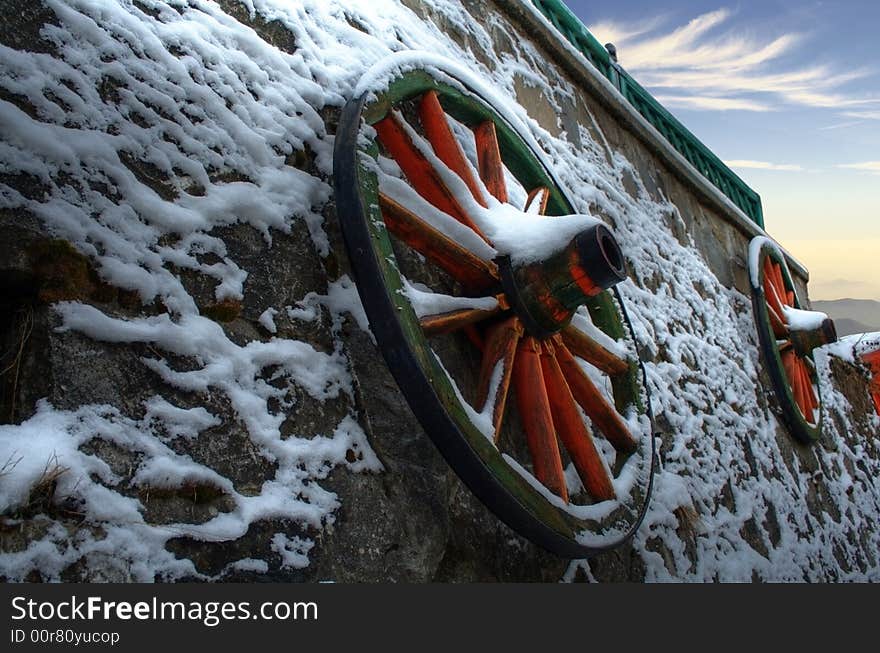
xmin=335 ymin=65 xmax=655 ymax=555
xmin=750 ymin=241 xmax=824 ymax=443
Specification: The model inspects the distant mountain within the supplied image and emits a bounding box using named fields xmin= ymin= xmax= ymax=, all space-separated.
xmin=831 ymin=318 xmax=878 ymax=337
xmin=812 ymin=299 xmax=880 ymax=336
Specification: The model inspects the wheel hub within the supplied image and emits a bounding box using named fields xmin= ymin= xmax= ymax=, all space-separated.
xmin=787 ymin=313 xmax=838 ymax=358
xmin=498 ymin=223 xmax=628 ymax=338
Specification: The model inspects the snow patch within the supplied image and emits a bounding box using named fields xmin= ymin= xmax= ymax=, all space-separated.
xmin=0 ymin=0 xmax=876 ymax=582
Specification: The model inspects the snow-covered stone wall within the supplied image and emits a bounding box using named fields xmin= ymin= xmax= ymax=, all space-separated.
xmin=1 ymin=0 xmax=878 ymax=581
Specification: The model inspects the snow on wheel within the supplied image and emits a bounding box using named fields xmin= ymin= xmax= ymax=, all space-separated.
xmin=749 ymin=237 xmax=837 ymax=443
xmin=333 ymin=56 xmax=655 ymax=557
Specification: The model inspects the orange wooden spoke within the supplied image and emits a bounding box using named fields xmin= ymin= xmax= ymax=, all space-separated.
xmin=794 ymin=376 xmax=809 ymax=417
xmin=771 ymin=261 xmax=785 ymax=300
xmin=773 ymin=262 xmax=794 ymax=306
xmin=525 ymin=186 xmax=550 ymax=215
xmin=375 ymin=112 xmax=487 ymax=239
xmin=762 ymin=258 xmax=781 ymax=296
xmin=806 ymin=373 xmax=818 ymax=417
xmin=763 ymin=259 xmax=776 ymax=296
xmin=541 ymin=344 xmax=616 ymax=501
xmin=475 ymin=316 xmax=522 ymax=409
xmin=798 ymin=358 xmax=818 ymax=417
xmin=780 ymin=349 xmax=796 ymax=387
xmin=464 ymin=325 xmax=485 ymax=351
xmin=473 ymin=120 xmax=508 ymax=203
xmin=553 ymin=341 xmax=638 ymax=454
xmin=762 ymin=263 xmax=783 ymax=304
xmin=864 ymin=350 xmax=880 ymax=373
xmin=764 ymin=278 xmax=788 ymax=330
xmin=871 ymin=376 xmax=880 ymax=414
xmin=795 ymin=359 xmax=812 ymax=415
xmin=766 ymin=299 xmax=788 ymax=337
xmin=475 ymin=317 xmax=523 ymax=442
xmin=763 ymin=266 xmax=786 ymax=318
xmin=805 ymin=370 xmax=817 ymax=417
xmin=560 ymin=325 xmax=630 ymax=377
xmin=784 ymin=350 xmax=809 ymax=416
xmin=793 ymin=362 xmax=810 ymax=417
xmin=873 ymin=383 xmax=880 ymax=416
xmin=870 ymin=365 xmax=880 ymax=417
xmin=378 ymin=192 xmax=498 ymax=291
xmin=781 ymin=349 xmax=803 ymax=411
xmin=419 ymin=91 xmax=487 ymax=208
xmin=419 ymin=303 xmax=503 ymax=336
xmin=765 ymin=259 xmax=787 ymax=303
xmin=513 ymin=337 xmax=569 ymax=501
xmin=781 ymin=272 xmax=795 ymax=306
xmin=770 ymin=261 xmax=783 ymax=294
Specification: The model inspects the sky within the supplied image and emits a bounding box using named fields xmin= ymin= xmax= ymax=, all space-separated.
xmin=564 ymin=0 xmax=880 ymax=301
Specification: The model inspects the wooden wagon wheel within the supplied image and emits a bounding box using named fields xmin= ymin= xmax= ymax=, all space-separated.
xmin=333 ymin=64 xmax=655 ymax=557
xmin=749 ymin=238 xmax=837 ymax=443
xmin=860 ymin=347 xmax=880 ymax=417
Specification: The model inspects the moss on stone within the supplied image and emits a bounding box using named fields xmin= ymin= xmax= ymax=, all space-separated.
xmin=202 ymin=299 xmax=242 ymax=322
xmin=28 ymin=239 xmax=94 ymax=304
xmin=139 ymin=482 xmax=228 ymax=505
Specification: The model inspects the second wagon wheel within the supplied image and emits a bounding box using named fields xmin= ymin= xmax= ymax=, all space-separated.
xmin=749 ymin=237 xmax=837 ymax=443
xmin=857 ymin=341 xmax=880 ymax=417
xmin=334 ymin=57 xmax=655 ymax=557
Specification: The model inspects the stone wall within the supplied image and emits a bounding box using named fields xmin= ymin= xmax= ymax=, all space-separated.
xmin=0 ymin=0 xmax=877 ymax=582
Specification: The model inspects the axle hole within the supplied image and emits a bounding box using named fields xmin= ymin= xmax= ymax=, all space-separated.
xmin=598 ymin=227 xmax=624 ymax=276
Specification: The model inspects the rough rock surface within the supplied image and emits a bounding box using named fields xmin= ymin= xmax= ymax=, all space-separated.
xmin=0 ymin=0 xmax=878 ymax=582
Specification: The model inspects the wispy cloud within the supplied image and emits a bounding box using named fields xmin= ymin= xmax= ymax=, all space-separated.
xmin=843 ymin=110 xmax=880 ymax=121
xmin=593 ymin=10 xmax=797 ymax=73
xmin=837 ymin=161 xmax=880 ymax=174
xmin=589 ymin=8 xmax=880 ymax=113
xmin=724 ymin=159 xmax=804 ymax=171
xmin=655 ymin=95 xmax=772 ymax=111
xmin=818 ymin=120 xmax=865 ymax=131
xmin=589 ymin=15 xmax=667 ymax=45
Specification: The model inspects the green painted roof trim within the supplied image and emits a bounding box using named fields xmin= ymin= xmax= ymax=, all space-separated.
xmin=529 ymin=0 xmax=765 ymax=228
